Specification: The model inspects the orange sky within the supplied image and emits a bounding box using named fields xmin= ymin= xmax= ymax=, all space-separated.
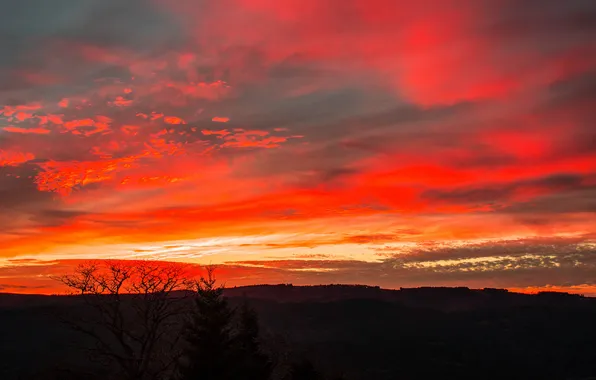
xmin=1 ymin=0 xmax=595 ymax=295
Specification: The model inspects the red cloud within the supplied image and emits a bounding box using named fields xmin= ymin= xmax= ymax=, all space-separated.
xmin=202 ymin=129 xmax=230 ymax=136
xmin=1 ymin=0 xmax=594 ymax=294
xmin=3 ymin=126 xmax=52 ymax=135
xmin=159 ymin=0 xmax=595 ymax=106
xmin=0 ymin=150 xmax=35 ymax=167
xmin=164 ymin=116 xmax=186 ymax=125
xmin=1 ymin=103 xmax=42 ymax=117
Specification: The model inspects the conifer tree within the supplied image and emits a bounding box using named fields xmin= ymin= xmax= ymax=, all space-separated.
xmin=232 ymin=300 xmax=273 ymax=380
xmin=178 ymin=267 xmax=235 ymax=380
xmin=286 ymin=357 xmax=323 ymax=380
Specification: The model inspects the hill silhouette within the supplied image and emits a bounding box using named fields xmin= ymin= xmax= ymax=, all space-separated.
xmin=1 ymin=284 xmax=589 ymax=310
xmin=223 ymin=284 xmax=589 ymax=310
xmin=1 ymin=285 xmax=596 ymax=380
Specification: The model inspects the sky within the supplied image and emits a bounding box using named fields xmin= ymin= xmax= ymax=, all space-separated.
xmin=0 ymin=0 xmax=595 ymax=295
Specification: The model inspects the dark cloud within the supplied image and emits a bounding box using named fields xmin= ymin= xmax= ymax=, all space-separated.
xmin=386 ymin=236 xmax=593 ymax=262
xmin=228 ymin=236 xmax=596 ymax=289
xmin=0 ymin=0 xmax=183 ymax=95
xmin=30 ymin=209 xmax=90 ymax=227
xmin=547 ymin=70 xmax=596 ymax=103
xmin=503 ymin=188 xmax=596 ymax=215
xmin=0 ymin=165 xmax=52 ymax=234
xmin=0 ymin=0 xmax=182 ymax=59
xmin=421 ymin=174 xmax=593 ymax=210
xmin=0 ymin=164 xmax=89 ymax=234
xmin=344 ymin=230 xmax=421 ymax=244
xmin=490 ymin=0 xmax=596 ymax=39
xmin=0 ymin=283 xmax=47 ymax=290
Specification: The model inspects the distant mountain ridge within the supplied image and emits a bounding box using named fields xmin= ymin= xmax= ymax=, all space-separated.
xmin=1 ymin=284 xmax=590 ymax=311
xmin=224 ymin=284 xmax=590 ymax=311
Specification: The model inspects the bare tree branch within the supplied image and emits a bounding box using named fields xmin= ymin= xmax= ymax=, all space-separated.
xmin=54 ymin=260 xmax=196 ymax=380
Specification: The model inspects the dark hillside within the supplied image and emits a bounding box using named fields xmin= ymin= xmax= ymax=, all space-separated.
xmin=1 ymin=285 xmax=595 ymax=380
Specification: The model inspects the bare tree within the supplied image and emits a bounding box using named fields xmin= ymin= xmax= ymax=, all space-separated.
xmin=55 ymin=260 xmax=195 ymax=380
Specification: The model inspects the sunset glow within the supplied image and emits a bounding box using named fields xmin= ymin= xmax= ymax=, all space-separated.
xmin=1 ymin=0 xmax=595 ymax=295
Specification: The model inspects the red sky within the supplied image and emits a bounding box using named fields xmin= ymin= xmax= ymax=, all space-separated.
xmin=1 ymin=0 xmax=595 ymax=295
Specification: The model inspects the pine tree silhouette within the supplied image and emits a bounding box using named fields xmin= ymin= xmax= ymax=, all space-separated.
xmin=286 ymin=357 xmax=323 ymax=380
xmin=178 ymin=267 xmax=235 ymax=380
xmin=232 ymin=300 xmax=273 ymax=380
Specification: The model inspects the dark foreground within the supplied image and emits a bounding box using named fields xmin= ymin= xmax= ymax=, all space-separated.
xmin=1 ymin=285 xmax=596 ymax=380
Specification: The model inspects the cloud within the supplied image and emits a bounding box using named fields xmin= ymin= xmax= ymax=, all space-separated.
xmin=0 ymin=150 xmax=35 ymax=166
xmin=157 ymin=0 xmax=596 ymax=104
xmin=0 ymin=0 xmax=595 ymax=292
xmin=3 ymin=126 xmax=52 ymax=135
xmin=229 ymin=235 xmax=596 ymax=289
xmin=421 ymin=174 xmax=594 ymax=210
xmin=2 ymin=234 xmax=596 ymax=295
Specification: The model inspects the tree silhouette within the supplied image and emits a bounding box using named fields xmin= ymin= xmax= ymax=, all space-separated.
xmin=286 ymin=357 xmax=323 ymax=380
xmin=55 ymin=260 xmax=193 ymax=380
xmin=327 ymin=374 xmax=347 ymax=380
xmin=178 ymin=266 xmax=236 ymax=380
xmin=178 ymin=268 xmax=274 ymax=380
xmin=232 ymin=300 xmax=273 ymax=380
